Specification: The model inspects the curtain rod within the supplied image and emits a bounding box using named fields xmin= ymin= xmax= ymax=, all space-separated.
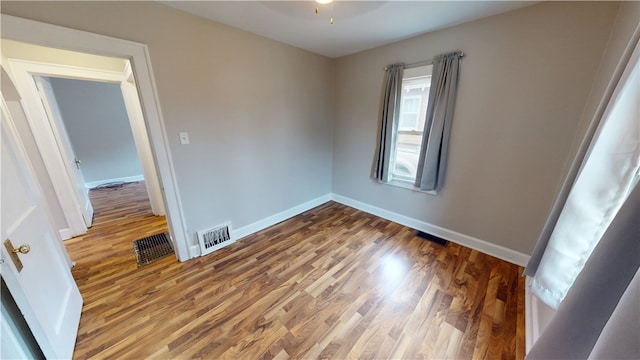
xmin=385 ymin=51 xmax=464 ymax=71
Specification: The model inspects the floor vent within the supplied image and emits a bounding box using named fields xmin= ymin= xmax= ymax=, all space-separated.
xmin=416 ymin=231 xmax=449 ymax=246
xmin=132 ymin=232 xmax=174 ymax=266
xmin=198 ymin=222 xmax=234 ymax=256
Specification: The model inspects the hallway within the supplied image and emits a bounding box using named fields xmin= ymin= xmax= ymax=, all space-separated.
xmin=65 ymin=181 xmax=169 ymax=269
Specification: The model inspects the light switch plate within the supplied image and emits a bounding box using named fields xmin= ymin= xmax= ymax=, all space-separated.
xmin=179 ymin=132 xmax=190 ymax=145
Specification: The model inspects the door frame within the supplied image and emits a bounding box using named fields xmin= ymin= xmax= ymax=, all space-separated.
xmin=121 ymin=61 xmax=166 ymax=216
xmin=7 ymin=59 xmax=103 ymax=238
xmin=7 ymin=59 xmax=166 ymax=236
xmin=1 ymin=14 xmax=191 ymax=261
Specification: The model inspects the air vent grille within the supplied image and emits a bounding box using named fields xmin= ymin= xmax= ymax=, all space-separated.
xmin=197 ymin=222 xmax=234 ymax=256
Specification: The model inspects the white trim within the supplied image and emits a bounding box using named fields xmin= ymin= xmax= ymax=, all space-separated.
xmin=198 ymin=191 xmax=530 ymax=266
xmin=525 ymin=276 xmax=556 ymax=354
xmin=119 ymin=68 xmax=165 ymax=216
xmin=189 ymin=244 xmax=201 ymax=257
xmin=7 ymin=60 xmax=90 ymax=238
xmin=187 ymin=191 xmax=530 ymax=267
xmin=1 ymin=14 xmax=191 ymax=261
xmin=85 ymin=175 xmax=144 ymax=189
xmin=231 ymin=194 xmax=333 ymax=243
xmin=384 ymin=179 xmax=437 ymax=195
xmin=187 ymin=194 xmax=333 ymax=257
xmin=6 ymin=59 xmax=125 ymax=83
xmin=7 ymin=59 xmax=165 ymax=218
xmin=525 ymin=276 xmax=536 ymax=353
xmin=58 ymin=228 xmax=73 ymax=241
xmin=331 ymin=193 xmax=530 ymax=266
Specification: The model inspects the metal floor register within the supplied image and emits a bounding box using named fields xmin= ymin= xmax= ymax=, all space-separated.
xmin=132 ymin=232 xmax=174 ymax=266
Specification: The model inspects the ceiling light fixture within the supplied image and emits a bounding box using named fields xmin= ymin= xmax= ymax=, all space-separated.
xmin=314 ymin=0 xmax=334 ymax=24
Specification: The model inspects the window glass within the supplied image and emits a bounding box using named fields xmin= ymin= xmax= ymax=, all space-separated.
xmin=391 ymin=65 xmax=432 ymax=182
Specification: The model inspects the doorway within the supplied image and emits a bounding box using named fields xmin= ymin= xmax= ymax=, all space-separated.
xmin=1 ymin=14 xmax=190 ymax=261
xmin=40 ymin=75 xmax=158 ymax=234
xmin=40 ymin=76 xmax=146 ymax=193
xmin=5 ymin=44 xmax=165 ymax=235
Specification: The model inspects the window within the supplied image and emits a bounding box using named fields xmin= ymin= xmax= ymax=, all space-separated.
xmin=391 ymin=65 xmax=432 ymax=182
xmin=375 ymin=52 xmax=462 ymax=192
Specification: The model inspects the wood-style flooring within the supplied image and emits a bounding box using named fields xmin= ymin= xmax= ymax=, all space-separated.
xmin=65 ymin=181 xmax=525 ymax=359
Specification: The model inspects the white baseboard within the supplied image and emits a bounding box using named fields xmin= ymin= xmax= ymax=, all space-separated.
xmin=331 ymin=193 xmax=530 ymax=267
xmin=189 ymin=192 xmax=530 ymax=268
xmin=86 ymin=175 xmax=144 ymax=189
xmin=189 ymin=194 xmax=331 ymax=258
xmin=59 ymin=228 xmax=73 ymax=240
xmin=525 ymin=276 xmax=555 ymax=353
xmin=232 ymin=194 xmax=333 ymax=242
xmin=525 ymin=276 xmax=536 ymax=353
xmin=189 ymin=244 xmax=201 ymax=258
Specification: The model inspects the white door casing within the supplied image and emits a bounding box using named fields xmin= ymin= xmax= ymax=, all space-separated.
xmin=35 ymin=75 xmax=94 ymax=227
xmin=6 ymin=60 xmax=89 ymax=238
xmin=0 ymin=95 xmax=83 ymax=359
xmin=1 ymin=14 xmax=190 ymax=261
xmin=121 ymin=63 xmax=165 ymax=216
xmin=6 ymin=59 xmax=167 ymax=235
xmin=6 ymin=59 xmax=132 ymax=238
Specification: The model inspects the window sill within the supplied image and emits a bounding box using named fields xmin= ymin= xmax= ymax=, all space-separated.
xmin=380 ymin=179 xmax=438 ymax=195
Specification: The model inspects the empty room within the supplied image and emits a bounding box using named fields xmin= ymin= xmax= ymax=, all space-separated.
xmin=1 ymin=1 xmax=638 ymax=359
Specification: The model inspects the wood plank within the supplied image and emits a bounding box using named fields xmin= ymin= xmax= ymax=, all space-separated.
xmin=65 ymin=181 xmax=525 ymax=359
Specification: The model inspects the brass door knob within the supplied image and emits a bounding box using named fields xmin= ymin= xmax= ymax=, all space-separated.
xmin=13 ymin=244 xmax=30 ymax=254
xmin=4 ymin=239 xmax=29 ymax=272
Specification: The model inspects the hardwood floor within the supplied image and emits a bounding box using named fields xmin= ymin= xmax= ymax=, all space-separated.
xmin=65 ymin=182 xmax=525 ymax=359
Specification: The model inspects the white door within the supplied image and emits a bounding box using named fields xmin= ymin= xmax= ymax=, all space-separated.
xmin=0 ymin=96 xmax=83 ymax=359
xmin=35 ymin=76 xmax=94 ymax=227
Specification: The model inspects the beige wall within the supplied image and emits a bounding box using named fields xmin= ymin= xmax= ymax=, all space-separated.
xmin=562 ymin=1 xmax=640 ymax=183
xmin=1 ymin=1 xmax=335 ymax=243
xmin=332 ymin=1 xmax=620 ymax=255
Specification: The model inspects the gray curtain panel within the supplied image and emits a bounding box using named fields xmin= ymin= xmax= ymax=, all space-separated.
xmin=588 ymin=268 xmax=640 ymax=360
xmin=374 ymin=63 xmax=404 ymax=182
xmin=526 ymin=184 xmax=639 ymax=359
xmin=414 ymin=51 xmax=462 ymax=192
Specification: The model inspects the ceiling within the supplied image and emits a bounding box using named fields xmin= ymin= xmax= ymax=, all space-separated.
xmin=161 ymin=1 xmax=537 ymax=58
